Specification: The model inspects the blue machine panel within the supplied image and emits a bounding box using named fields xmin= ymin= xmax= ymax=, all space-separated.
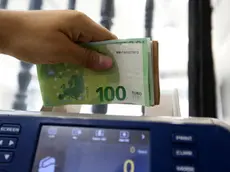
xmin=0 ymin=111 xmax=229 ymax=172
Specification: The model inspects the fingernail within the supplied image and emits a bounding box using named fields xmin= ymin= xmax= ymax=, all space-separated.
xmin=99 ymin=55 xmax=113 ymax=69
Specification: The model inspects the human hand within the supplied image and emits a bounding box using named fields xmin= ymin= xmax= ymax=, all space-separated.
xmin=0 ymin=10 xmax=117 ymax=70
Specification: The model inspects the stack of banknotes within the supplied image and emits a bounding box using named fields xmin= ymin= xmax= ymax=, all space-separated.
xmin=37 ymin=38 xmax=160 ymax=107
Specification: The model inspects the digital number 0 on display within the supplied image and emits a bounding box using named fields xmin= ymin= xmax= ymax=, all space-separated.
xmin=123 ymin=159 xmax=135 ymax=172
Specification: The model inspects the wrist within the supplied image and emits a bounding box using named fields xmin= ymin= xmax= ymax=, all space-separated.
xmin=0 ymin=10 xmax=24 ymax=54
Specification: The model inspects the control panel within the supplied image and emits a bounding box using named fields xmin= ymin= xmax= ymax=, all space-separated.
xmin=0 ymin=111 xmax=229 ymax=172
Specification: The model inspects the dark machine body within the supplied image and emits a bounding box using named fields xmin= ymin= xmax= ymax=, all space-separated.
xmin=0 ymin=111 xmax=228 ymax=172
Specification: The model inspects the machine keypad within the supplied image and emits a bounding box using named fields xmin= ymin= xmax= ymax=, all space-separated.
xmin=0 ymin=123 xmax=21 ymax=171
xmin=172 ymin=132 xmax=197 ymax=171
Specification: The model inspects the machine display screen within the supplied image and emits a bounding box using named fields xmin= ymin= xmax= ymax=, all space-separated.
xmin=31 ymin=126 xmax=150 ymax=172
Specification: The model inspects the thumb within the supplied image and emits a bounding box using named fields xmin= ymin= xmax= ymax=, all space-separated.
xmin=68 ymin=45 xmax=113 ymax=71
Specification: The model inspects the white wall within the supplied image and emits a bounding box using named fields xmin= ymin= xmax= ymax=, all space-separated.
xmin=212 ymin=0 xmax=230 ymax=121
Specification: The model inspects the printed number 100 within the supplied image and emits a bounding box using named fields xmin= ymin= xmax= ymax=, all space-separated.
xmin=96 ymin=86 xmax=126 ymax=102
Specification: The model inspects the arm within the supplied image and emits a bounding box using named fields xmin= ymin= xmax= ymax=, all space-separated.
xmin=0 ymin=10 xmax=23 ymax=54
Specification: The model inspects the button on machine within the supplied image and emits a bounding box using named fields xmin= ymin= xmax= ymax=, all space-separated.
xmin=0 ymin=138 xmax=17 ymax=149
xmin=0 ymin=152 xmax=13 ymax=163
xmin=0 ymin=125 xmax=21 ymax=135
xmin=172 ymin=148 xmax=196 ymax=159
xmin=174 ymin=165 xmax=195 ymax=172
xmin=172 ymin=133 xmax=195 ymax=143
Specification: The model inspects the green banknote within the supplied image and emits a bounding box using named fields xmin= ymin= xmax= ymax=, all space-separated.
xmin=37 ymin=38 xmax=156 ymax=107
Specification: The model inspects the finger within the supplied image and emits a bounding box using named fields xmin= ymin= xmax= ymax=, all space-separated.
xmin=73 ymin=13 xmax=118 ymax=42
xmin=57 ymin=42 xmax=113 ymax=71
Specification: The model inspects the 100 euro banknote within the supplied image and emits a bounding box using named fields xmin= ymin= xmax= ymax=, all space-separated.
xmin=37 ymin=38 xmax=160 ymax=107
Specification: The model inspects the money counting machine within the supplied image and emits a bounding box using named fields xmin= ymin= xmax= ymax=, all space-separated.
xmin=0 ymin=111 xmax=229 ymax=172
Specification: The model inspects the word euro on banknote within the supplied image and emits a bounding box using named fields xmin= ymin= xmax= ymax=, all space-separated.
xmin=37 ymin=38 xmax=160 ymax=107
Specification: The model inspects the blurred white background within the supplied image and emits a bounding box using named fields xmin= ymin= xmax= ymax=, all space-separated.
xmin=1 ymin=0 xmax=229 ymax=119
